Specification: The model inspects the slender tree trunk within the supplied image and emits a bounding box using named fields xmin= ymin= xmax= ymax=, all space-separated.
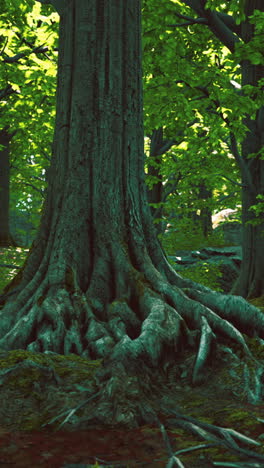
xmin=198 ymin=181 xmax=212 ymax=238
xmin=0 ymin=0 xmax=263 ymax=427
xmin=233 ymin=0 xmax=264 ymax=298
xmin=147 ymin=128 xmax=165 ymax=234
xmin=180 ymin=0 xmax=264 ymax=297
xmin=0 ymin=128 xmax=15 ymax=247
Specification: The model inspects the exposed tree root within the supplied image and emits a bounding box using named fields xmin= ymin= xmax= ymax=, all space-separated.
xmin=161 ymin=408 xmax=264 ymax=467
xmin=0 ymin=243 xmax=263 ymax=429
xmin=41 ymin=382 xmax=264 ymax=467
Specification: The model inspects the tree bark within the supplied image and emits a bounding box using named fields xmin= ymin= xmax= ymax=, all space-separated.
xmin=197 ymin=181 xmax=212 ymax=237
xmin=0 ymin=128 xmax=15 ymax=247
xmin=0 ymin=0 xmax=263 ymax=427
xmin=232 ymin=0 xmax=264 ymax=298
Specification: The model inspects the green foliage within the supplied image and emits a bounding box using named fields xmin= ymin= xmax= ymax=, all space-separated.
xmin=160 ymin=218 xmax=225 ymax=254
xmin=142 ymin=0 xmax=264 ymax=266
xmin=142 ymin=0 xmax=245 ymax=241
xmin=0 ymin=0 xmax=58 ymax=231
xmin=248 ymin=195 xmax=264 ymax=227
xmin=234 ymin=39 xmax=264 ymax=66
xmin=205 ymin=0 xmax=246 ymax=24
xmin=180 ymin=260 xmax=223 ymax=292
xmin=0 ymin=247 xmax=28 ymax=292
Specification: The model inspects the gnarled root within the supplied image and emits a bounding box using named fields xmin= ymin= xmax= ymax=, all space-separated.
xmin=0 ymin=243 xmax=263 ymax=428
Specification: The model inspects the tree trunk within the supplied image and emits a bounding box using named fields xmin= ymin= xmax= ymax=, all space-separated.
xmin=0 ymin=0 xmax=263 ymax=427
xmin=198 ymin=181 xmax=212 ymax=237
xmin=232 ymin=0 xmax=264 ymax=298
xmin=147 ymin=128 xmax=166 ymax=234
xmin=0 ymin=128 xmax=15 ymax=247
xmin=181 ymin=0 xmax=264 ymax=297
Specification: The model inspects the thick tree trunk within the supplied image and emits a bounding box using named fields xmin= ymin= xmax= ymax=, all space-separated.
xmin=0 ymin=128 xmax=15 ymax=247
xmin=232 ymin=0 xmax=264 ymax=298
xmin=0 ymin=0 xmax=263 ymax=427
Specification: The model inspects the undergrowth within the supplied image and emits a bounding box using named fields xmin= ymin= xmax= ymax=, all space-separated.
xmin=179 ymin=260 xmax=223 ymax=292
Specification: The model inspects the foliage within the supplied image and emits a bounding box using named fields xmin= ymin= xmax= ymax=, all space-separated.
xmin=0 ymin=0 xmax=58 ymax=230
xmin=142 ymin=0 xmax=244 ymax=241
xmin=160 ymin=220 xmax=226 ymax=253
xmin=0 ymin=247 xmax=28 ymax=292
xmin=205 ymin=0 xmax=246 ymax=23
xmin=248 ymin=194 xmax=264 ymax=228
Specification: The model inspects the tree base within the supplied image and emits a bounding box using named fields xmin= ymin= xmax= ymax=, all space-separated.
xmin=0 ymin=243 xmax=264 ymax=429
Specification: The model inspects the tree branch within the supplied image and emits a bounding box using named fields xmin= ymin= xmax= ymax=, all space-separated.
xmin=0 ymin=85 xmax=19 ymax=100
xmin=201 ymin=8 xmax=239 ymax=53
xmin=180 ymin=0 xmax=204 ymax=17
xmin=228 ymin=133 xmax=256 ymax=194
xmin=213 ymin=173 xmax=245 ymax=188
xmin=167 ymin=22 xmax=201 ymax=28
xmin=167 ymin=12 xmax=208 ymax=27
xmin=22 ymin=182 xmax=46 ymax=197
xmin=3 ymin=45 xmax=49 ymax=63
xmin=36 ymin=0 xmax=68 ymax=15
xmin=174 ymin=11 xmax=203 ymax=22
xmin=0 ymin=264 xmax=21 ymax=269
xmin=180 ymin=0 xmax=241 ymax=52
xmin=217 ymin=12 xmax=242 ymax=38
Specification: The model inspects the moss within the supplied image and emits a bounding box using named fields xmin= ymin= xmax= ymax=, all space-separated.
xmin=225 ymin=409 xmax=250 ymax=423
xmin=0 ymin=349 xmax=103 ymax=396
xmin=247 ymin=337 xmax=264 ymax=359
xmin=0 ymin=350 xmax=97 ymax=401
xmin=179 ymin=261 xmax=223 ymax=292
xmin=0 ymin=349 xmax=102 ymax=373
xmin=0 ymin=349 xmax=103 ymax=431
xmin=248 ymin=295 xmax=264 ymax=313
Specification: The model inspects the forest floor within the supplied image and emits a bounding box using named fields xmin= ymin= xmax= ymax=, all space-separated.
xmin=0 ymin=249 xmax=264 ymax=467
xmin=0 ymin=311 xmax=263 ymax=468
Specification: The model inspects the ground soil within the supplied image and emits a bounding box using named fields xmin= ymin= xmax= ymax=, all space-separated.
xmin=0 ymin=312 xmax=263 ymax=468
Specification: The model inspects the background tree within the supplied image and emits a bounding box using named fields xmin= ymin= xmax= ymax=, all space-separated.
xmin=143 ymin=0 xmax=242 ymax=250
xmin=0 ymin=0 xmax=57 ymax=246
xmin=0 ymin=127 xmax=15 ymax=246
xmin=172 ymin=0 xmax=264 ymax=297
xmin=0 ymin=0 xmax=263 ymax=428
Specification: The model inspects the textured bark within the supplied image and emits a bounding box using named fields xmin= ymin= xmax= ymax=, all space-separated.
xmin=0 ymin=0 xmax=263 ymax=427
xmin=232 ymin=0 xmax=264 ymax=298
xmin=0 ymin=128 xmax=15 ymax=247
